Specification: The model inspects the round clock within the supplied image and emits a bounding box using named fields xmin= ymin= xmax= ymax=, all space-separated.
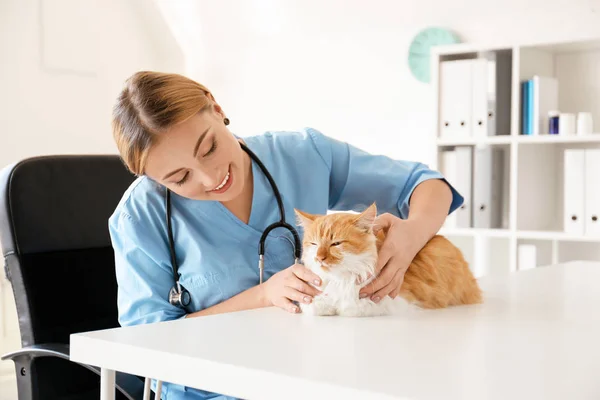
xmin=408 ymin=27 xmax=460 ymax=83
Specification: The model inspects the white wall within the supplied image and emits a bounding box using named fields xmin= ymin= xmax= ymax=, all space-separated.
xmin=158 ymin=0 xmax=600 ymax=166
xmin=0 ymin=0 xmax=184 ymax=166
xmin=0 ymin=0 xmax=184 ymax=381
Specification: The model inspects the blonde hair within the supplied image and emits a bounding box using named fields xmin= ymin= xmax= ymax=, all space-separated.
xmin=111 ymin=71 xmax=216 ymax=175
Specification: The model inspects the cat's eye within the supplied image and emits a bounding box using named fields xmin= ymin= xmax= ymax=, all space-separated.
xmin=309 ymin=242 xmax=317 ymax=246
xmin=331 ymin=241 xmax=343 ymax=246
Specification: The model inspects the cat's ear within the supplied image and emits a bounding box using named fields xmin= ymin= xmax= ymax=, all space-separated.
xmin=354 ymin=203 xmax=377 ymax=232
xmin=294 ymin=208 xmax=317 ymax=228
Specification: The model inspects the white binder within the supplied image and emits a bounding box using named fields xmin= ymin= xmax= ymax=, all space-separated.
xmin=454 ymin=146 xmax=473 ymax=228
xmin=471 ymin=58 xmax=489 ymax=139
xmin=439 ymin=60 xmax=472 ymax=140
xmin=563 ymin=149 xmax=585 ymax=235
xmin=470 ymin=52 xmax=512 ymax=138
xmin=472 ymin=146 xmax=504 ymax=228
xmin=584 ymin=149 xmax=600 ymax=235
xmin=532 ymin=76 xmax=558 ymax=135
xmin=441 ymin=150 xmax=458 ymax=229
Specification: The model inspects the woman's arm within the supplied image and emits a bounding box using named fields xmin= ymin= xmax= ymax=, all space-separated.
xmin=110 ymin=211 xmax=271 ymax=323
xmin=186 ymin=263 xmax=323 ymax=317
xmin=358 ymin=179 xmax=454 ymax=300
xmin=111 ymin=209 xmax=322 ymax=323
xmin=185 ymin=284 xmax=267 ymax=318
xmin=305 ymin=128 xmax=463 ymax=218
xmin=405 ymin=178 xmax=454 ymax=249
xmin=304 ymin=128 xmax=463 ymax=301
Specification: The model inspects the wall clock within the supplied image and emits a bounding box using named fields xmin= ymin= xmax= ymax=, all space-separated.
xmin=408 ymin=27 xmax=460 ymax=83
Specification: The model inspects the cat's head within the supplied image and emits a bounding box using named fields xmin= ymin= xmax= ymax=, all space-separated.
xmin=294 ymin=203 xmax=379 ymax=281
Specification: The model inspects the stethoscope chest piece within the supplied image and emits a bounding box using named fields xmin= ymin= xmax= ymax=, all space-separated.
xmin=169 ymin=282 xmax=191 ymax=307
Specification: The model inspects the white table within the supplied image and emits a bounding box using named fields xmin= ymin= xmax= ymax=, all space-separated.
xmin=70 ymin=260 xmax=600 ymax=400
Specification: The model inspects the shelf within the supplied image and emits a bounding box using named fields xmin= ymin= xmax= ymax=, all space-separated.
xmin=437 ymin=134 xmax=600 ymax=146
xmin=432 ymin=36 xmax=600 ymax=57
xmin=522 ymin=37 xmax=600 ymax=54
xmin=516 ymin=134 xmax=600 ymax=144
xmin=517 ymin=230 xmax=600 ymax=242
xmin=436 ymin=135 xmax=512 ymax=146
xmin=439 ymin=228 xmax=512 ymax=238
xmin=439 ymin=228 xmax=600 ymax=242
xmin=433 ymin=36 xmax=600 ymax=274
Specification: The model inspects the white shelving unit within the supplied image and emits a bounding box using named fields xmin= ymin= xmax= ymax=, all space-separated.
xmin=431 ymin=35 xmax=600 ymax=277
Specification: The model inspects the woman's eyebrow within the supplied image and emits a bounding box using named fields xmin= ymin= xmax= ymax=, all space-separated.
xmin=162 ymin=127 xmax=211 ymax=180
xmin=192 ymin=127 xmax=211 ymax=158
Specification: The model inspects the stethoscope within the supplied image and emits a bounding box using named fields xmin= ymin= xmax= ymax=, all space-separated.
xmin=166 ymin=142 xmax=302 ymax=308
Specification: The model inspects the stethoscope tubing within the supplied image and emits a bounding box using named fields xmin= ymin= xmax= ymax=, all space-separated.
xmin=166 ymin=141 xmax=302 ymax=306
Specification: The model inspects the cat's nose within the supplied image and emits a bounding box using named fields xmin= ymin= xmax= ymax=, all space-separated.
xmin=315 ymin=255 xmax=325 ymax=262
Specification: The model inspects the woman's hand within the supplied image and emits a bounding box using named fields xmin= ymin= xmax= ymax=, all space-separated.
xmin=359 ymin=214 xmax=422 ymax=302
xmin=358 ymin=179 xmax=453 ymax=303
xmin=261 ymin=264 xmax=322 ymax=313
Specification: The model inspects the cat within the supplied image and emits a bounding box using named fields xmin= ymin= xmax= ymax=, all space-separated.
xmin=294 ymin=203 xmax=482 ymax=317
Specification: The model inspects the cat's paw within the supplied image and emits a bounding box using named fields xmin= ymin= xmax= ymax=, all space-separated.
xmin=338 ymin=298 xmax=393 ymax=317
xmin=301 ymin=298 xmax=337 ymax=316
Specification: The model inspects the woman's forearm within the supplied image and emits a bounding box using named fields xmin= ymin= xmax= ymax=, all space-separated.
xmin=185 ymin=284 xmax=268 ymax=318
xmin=406 ymin=179 xmax=453 ymax=250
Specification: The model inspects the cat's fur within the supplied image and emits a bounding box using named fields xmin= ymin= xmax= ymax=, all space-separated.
xmin=294 ymin=203 xmax=482 ymax=317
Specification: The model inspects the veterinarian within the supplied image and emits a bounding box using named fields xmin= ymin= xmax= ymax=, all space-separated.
xmin=109 ymin=71 xmax=463 ymax=399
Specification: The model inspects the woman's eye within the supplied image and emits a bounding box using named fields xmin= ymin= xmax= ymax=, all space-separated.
xmin=175 ymin=172 xmax=189 ymax=186
xmin=203 ymin=139 xmax=218 ymax=157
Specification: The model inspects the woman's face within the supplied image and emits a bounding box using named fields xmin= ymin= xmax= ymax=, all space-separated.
xmin=144 ymin=106 xmax=248 ymax=202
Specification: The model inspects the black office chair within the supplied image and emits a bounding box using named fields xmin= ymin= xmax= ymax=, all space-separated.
xmin=0 ymin=155 xmax=148 ymax=400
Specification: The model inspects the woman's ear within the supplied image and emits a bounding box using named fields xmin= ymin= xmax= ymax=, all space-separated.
xmin=295 ymin=209 xmax=316 ymax=228
xmin=212 ymin=103 xmax=225 ymax=118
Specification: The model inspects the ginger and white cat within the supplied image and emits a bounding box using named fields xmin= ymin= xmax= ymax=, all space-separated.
xmin=294 ymin=203 xmax=482 ymax=317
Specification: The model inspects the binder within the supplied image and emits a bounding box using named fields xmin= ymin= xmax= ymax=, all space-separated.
xmin=441 ymin=150 xmax=458 ymax=229
xmin=584 ymin=149 xmax=600 ymax=235
xmin=471 ymin=52 xmax=512 ymax=138
xmin=454 ymin=146 xmax=473 ymax=228
xmin=471 ymin=58 xmax=489 ymax=139
xmin=527 ymin=80 xmax=534 ymax=134
xmin=439 ymin=60 xmax=472 ymax=140
xmin=563 ymin=149 xmax=585 ymax=235
xmin=521 ymin=80 xmax=530 ymax=135
xmin=532 ymin=76 xmax=558 ymax=135
xmin=500 ymin=147 xmax=510 ymax=229
xmin=472 ymin=146 xmax=504 ymax=228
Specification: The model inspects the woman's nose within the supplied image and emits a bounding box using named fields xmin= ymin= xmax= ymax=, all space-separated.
xmin=194 ymin=168 xmax=221 ymax=189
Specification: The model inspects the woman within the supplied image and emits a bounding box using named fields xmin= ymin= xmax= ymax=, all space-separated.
xmin=109 ymin=71 xmax=463 ymax=399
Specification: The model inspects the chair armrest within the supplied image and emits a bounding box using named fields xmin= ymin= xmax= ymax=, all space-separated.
xmin=1 ymin=343 xmax=70 ymax=361
xmin=2 ymin=343 xmax=146 ymax=400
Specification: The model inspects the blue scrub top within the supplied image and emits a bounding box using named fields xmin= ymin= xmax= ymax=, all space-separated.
xmin=108 ymin=127 xmax=463 ymax=399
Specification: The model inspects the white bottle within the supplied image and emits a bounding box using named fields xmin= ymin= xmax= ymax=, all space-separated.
xmin=559 ymin=113 xmax=576 ymax=135
xmin=577 ymin=112 xmax=593 ymax=135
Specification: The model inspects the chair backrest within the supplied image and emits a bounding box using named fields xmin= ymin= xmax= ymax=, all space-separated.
xmin=0 ymin=155 xmax=136 ymax=399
